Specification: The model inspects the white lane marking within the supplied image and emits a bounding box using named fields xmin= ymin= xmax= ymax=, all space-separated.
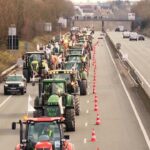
xmin=86 ymin=110 xmax=89 ymax=114
xmin=127 ymin=58 xmax=150 ymax=88
xmin=83 ymin=138 xmax=87 ymax=144
xmin=0 ymin=96 xmax=12 ymax=108
xmin=85 ymin=122 xmax=88 ymax=127
xmin=86 ymin=100 xmax=89 ymax=104
xmin=105 ymin=39 xmax=150 ymax=149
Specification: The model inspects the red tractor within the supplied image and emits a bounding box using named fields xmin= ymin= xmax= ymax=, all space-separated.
xmin=12 ymin=117 xmax=75 ymax=150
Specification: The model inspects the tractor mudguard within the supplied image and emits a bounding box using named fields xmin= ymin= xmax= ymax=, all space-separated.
xmin=66 ymin=95 xmax=74 ymax=108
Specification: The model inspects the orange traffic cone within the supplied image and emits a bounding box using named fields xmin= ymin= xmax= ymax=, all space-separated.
xmin=94 ymin=95 xmax=98 ymax=103
xmin=94 ymin=64 xmax=97 ymax=69
xmin=93 ymin=85 xmax=96 ymax=94
xmin=94 ymin=103 xmax=98 ymax=111
xmin=96 ymin=114 xmax=101 ymax=125
xmin=96 ymin=147 xmax=100 ymax=150
xmin=90 ymin=129 xmax=96 ymax=142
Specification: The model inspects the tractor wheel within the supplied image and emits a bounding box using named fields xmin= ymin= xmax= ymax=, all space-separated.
xmin=74 ymin=96 xmax=80 ymax=116
xmin=4 ymin=88 xmax=8 ymax=95
xmin=65 ymin=109 xmax=75 ymax=132
xmin=23 ymin=69 xmax=30 ymax=83
xmin=20 ymin=89 xmax=24 ymax=95
xmin=80 ymin=80 xmax=87 ymax=95
xmin=34 ymin=96 xmax=40 ymax=107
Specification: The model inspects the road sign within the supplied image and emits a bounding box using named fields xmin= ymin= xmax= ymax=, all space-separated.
xmin=44 ymin=22 xmax=52 ymax=32
xmin=8 ymin=27 xmax=16 ymax=36
xmin=7 ymin=26 xmax=19 ymax=50
xmin=128 ymin=13 xmax=135 ymax=21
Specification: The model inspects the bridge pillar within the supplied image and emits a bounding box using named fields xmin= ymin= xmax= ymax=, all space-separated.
xmin=102 ymin=20 xmax=104 ymax=32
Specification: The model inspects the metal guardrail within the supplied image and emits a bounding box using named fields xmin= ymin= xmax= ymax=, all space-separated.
xmin=0 ymin=64 xmax=18 ymax=83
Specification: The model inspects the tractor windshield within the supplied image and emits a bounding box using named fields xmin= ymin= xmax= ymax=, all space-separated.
xmin=28 ymin=121 xmax=61 ymax=150
xmin=29 ymin=54 xmax=43 ymax=62
xmin=43 ymin=82 xmax=65 ymax=95
xmin=52 ymin=83 xmax=65 ymax=94
xmin=68 ymin=56 xmax=81 ymax=62
xmin=53 ymin=74 xmax=70 ymax=82
xmin=64 ymin=63 xmax=82 ymax=70
xmin=69 ymin=50 xmax=82 ymax=55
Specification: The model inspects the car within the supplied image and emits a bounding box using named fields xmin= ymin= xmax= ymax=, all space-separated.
xmin=4 ymin=74 xmax=27 ymax=95
xmin=138 ymin=34 xmax=145 ymax=40
xmin=123 ymin=31 xmax=130 ymax=38
xmin=98 ymin=33 xmax=105 ymax=39
xmin=129 ymin=32 xmax=138 ymax=41
xmin=115 ymin=26 xmax=124 ymax=32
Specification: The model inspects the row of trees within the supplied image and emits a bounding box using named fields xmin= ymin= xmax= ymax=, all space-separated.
xmin=132 ymin=0 xmax=150 ymax=33
xmin=0 ymin=0 xmax=74 ymax=43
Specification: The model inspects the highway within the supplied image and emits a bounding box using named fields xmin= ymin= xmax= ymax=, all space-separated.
xmin=0 ymin=32 xmax=150 ymax=150
xmin=107 ymin=32 xmax=150 ymax=96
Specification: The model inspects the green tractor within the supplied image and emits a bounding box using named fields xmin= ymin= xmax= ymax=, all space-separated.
xmin=64 ymin=62 xmax=88 ymax=95
xmin=34 ymin=79 xmax=76 ymax=131
xmin=22 ymin=51 xmax=48 ymax=83
xmin=48 ymin=70 xmax=80 ymax=115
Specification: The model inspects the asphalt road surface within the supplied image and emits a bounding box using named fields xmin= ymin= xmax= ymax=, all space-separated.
xmin=0 ymin=32 xmax=150 ymax=150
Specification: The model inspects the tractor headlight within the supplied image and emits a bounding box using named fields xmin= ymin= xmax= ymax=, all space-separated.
xmin=19 ymin=83 xmax=24 ymax=87
xmin=4 ymin=84 xmax=8 ymax=87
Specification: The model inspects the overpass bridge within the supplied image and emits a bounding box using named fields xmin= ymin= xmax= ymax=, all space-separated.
xmin=73 ymin=18 xmax=133 ymax=31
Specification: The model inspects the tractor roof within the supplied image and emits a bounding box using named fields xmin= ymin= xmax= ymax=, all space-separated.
xmin=67 ymin=54 xmax=82 ymax=57
xmin=48 ymin=70 xmax=77 ymax=74
xmin=43 ymin=78 xmax=67 ymax=83
xmin=25 ymin=117 xmax=64 ymax=122
xmin=68 ymin=48 xmax=82 ymax=51
xmin=25 ymin=51 xmax=45 ymax=55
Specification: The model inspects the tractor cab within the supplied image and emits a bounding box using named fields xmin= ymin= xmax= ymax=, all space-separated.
xmin=48 ymin=70 xmax=80 ymax=94
xmin=22 ymin=51 xmax=47 ymax=82
xmin=12 ymin=117 xmax=70 ymax=150
xmin=42 ymin=79 xmax=67 ymax=97
xmin=64 ymin=62 xmax=88 ymax=96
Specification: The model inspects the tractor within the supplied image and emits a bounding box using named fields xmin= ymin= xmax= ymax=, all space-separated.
xmin=64 ymin=62 xmax=88 ymax=95
xmin=48 ymin=70 xmax=80 ymax=115
xmin=34 ymin=79 xmax=76 ymax=131
xmin=22 ymin=51 xmax=48 ymax=83
xmin=12 ymin=117 xmax=75 ymax=150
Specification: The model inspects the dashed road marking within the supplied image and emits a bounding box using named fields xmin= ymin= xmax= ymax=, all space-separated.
xmin=86 ymin=110 xmax=89 ymax=114
xmin=85 ymin=122 xmax=88 ymax=127
xmin=83 ymin=138 xmax=87 ymax=144
xmin=0 ymin=96 xmax=12 ymax=108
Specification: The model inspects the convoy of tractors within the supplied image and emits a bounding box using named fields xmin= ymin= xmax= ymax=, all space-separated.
xmin=11 ymin=27 xmax=94 ymax=150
